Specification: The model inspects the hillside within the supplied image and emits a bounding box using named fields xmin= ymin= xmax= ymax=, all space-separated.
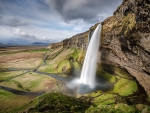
xmin=0 ymin=0 xmax=150 ymax=112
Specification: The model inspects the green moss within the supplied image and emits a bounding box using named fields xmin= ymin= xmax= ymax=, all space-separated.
xmin=85 ymin=91 xmax=126 ymax=106
xmin=68 ymin=47 xmax=80 ymax=60
xmin=120 ymin=13 xmax=136 ymax=35
xmin=57 ymin=60 xmax=71 ymax=73
xmin=73 ymin=62 xmax=81 ymax=71
xmin=43 ymin=60 xmax=72 ymax=74
xmin=86 ymin=90 xmax=102 ymax=97
xmin=86 ymin=104 xmax=136 ymax=113
xmin=43 ymin=63 xmax=58 ymax=73
xmin=42 ymin=48 xmax=82 ymax=74
xmin=112 ymin=77 xmax=138 ymax=96
xmin=93 ymin=93 xmax=116 ymax=105
xmin=97 ymin=64 xmax=138 ymax=96
xmin=113 ymin=66 xmax=134 ymax=80
xmin=14 ymin=92 xmax=91 ymax=113
xmin=97 ymin=67 xmax=116 ymax=83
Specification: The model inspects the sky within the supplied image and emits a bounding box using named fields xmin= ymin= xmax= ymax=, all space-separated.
xmin=0 ymin=0 xmax=122 ymax=45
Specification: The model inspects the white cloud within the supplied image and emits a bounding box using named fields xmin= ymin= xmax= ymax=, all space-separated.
xmin=14 ymin=28 xmax=20 ymax=34
xmin=0 ymin=26 xmax=15 ymax=38
xmin=13 ymin=24 xmax=79 ymax=43
xmin=20 ymin=32 xmax=26 ymax=36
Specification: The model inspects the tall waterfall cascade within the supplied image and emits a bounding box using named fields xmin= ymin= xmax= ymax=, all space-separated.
xmin=79 ymin=24 xmax=101 ymax=88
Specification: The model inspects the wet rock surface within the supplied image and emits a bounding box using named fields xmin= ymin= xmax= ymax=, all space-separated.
xmin=101 ymin=0 xmax=150 ymax=96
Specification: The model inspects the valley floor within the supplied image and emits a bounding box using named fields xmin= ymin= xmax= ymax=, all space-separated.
xmin=0 ymin=46 xmax=150 ymax=113
xmin=0 ymin=46 xmax=73 ymax=112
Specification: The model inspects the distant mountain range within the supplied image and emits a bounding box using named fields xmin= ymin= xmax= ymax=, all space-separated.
xmin=0 ymin=42 xmax=50 ymax=47
xmin=31 ymin=42 xmax=49 ymax=45
xmin=0 ymin=37 xmax=51 ymax=47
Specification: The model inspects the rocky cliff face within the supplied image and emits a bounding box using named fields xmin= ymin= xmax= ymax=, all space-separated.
xmin=48 ymin=0 xmax=150 ymax=96
xmin=48 ymin=32 xmax=88 ymax=49
xmin=48 ymin=23 xmax=99 ymax=50
xmin=101 ymin=0 xmax=150 ymax=96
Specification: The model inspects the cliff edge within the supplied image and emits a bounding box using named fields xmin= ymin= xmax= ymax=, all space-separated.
xmin=101 ymin=0 xmax=150 ymax=95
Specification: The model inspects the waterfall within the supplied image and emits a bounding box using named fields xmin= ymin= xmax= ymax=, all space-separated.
xmin=66 ymin=24 xmax=111 ymax=94
xmin=79 ymin=24 xmax=101 ymax=88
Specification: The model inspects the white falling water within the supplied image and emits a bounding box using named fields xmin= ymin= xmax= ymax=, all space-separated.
xmin=80 ymin=24 xmax=101 ymax=88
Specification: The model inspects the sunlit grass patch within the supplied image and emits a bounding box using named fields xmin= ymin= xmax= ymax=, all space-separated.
xmin=0 ymin=89 xmax=32 ymax=113
xmin=0 ymin=71 xmax=25 ymax=81
xmin=93 ymin=93 xmax=116 ymax=105
xmin=40 ymin=47 xmax=82 ymax=74
xmin=112 ymin=77 xmax=137 ymax=96
xmin=0 ymin=72 xmax=55 ymax=92
xmin=86 ymin=104 xmax=136 ymax=113
xmin=97 ymin=68 xmax=116 ymax=83
xmin=14 ymin=92 xmax=91 ymax=113
xmin=57 ymin=60 xmax=71 ymax=73
xmin=68 ymin=47 xmax=80 ymax=60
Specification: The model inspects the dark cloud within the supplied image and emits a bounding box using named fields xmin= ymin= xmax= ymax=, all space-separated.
xmin=0 ymin=0 xmax=122 ymax=24
xmin=0 ymin=16 xmax=28 ymax=27
xmin=0 ymin=0 xmax=51 ymax=27
xmin=45 ymin=0 xmax=122 ymax=23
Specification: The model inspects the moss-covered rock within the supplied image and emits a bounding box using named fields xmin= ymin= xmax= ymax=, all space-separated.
xmin=86 ymin=104 xmax=136 ymax=113
xmin=14 ymin=92 xmax=91 ymax=113
xmin=97 ymin=64 xmax=138 ymax=96
xmin=101 ymin=0 xmax=150 ymax=96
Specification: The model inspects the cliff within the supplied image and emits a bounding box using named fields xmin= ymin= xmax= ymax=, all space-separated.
xmin=48 ymin=0 xmax=150 ymax=96
xmin=47 ymin=23 xmax=99 ymax=50
xmin=101 ymin=0 xmax=150 ymax=95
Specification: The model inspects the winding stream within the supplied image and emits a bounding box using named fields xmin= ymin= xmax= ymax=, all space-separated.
xmin=0 ymin=51 xmax=112 ymax=96
xmin=0 ymin=52 xmax=70 ymax=96
xmin=0 ymin=85 xmax=44 ymax=96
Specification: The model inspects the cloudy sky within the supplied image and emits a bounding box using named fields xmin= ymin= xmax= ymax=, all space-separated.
xmin=0 ymin=0 xmax=122 ymax=44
